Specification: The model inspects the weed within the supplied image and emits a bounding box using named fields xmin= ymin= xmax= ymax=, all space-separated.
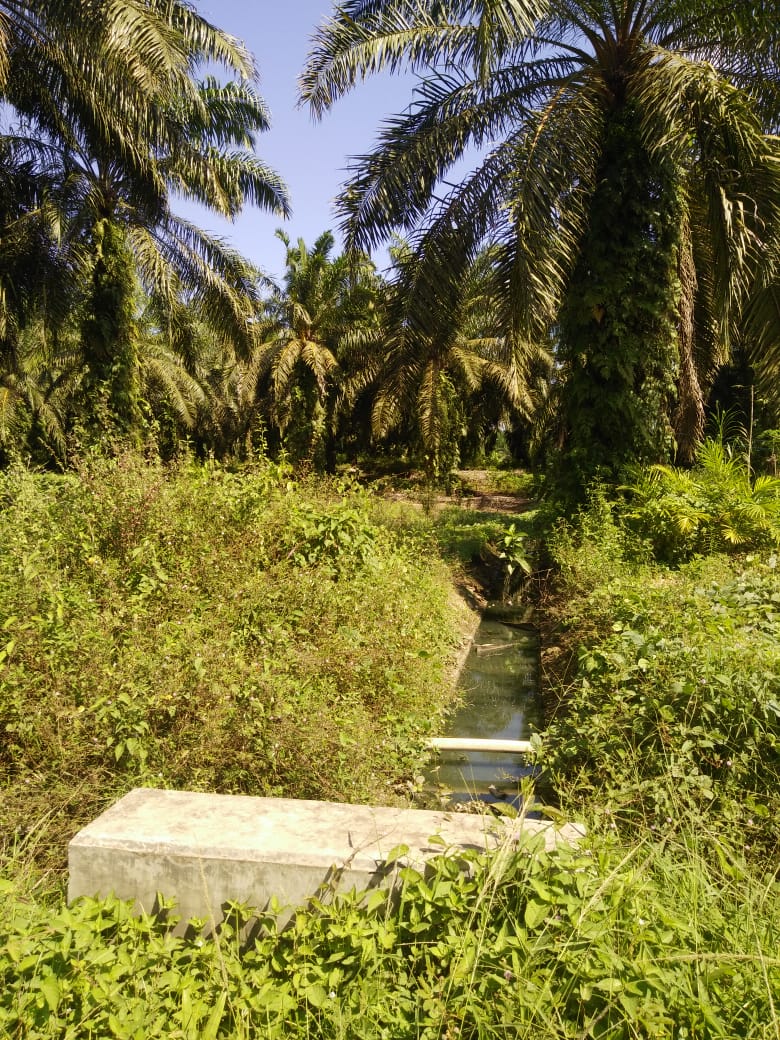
xmin=2 ymin=827 xmax=779 ymax=1038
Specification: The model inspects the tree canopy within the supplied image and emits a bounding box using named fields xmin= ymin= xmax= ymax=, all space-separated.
xmin=0 ymin=0 xmax=289 ymax=453
xmin=301 ymin=0 xmax=780 ymax=498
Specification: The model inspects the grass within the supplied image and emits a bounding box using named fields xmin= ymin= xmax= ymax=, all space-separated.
xmin=457 ymin=468 xmax=537 ymax=498
xmin=3 ymin=817 xmax=779 ymax=1037
xmin=540 ymin=504 xmax=780 ymax=855
xmin=433 ymin=507 xmax=529 ymax=564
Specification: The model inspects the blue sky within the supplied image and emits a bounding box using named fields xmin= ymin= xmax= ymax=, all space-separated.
xmin=184 ymin=0 xmax=415 ymax=280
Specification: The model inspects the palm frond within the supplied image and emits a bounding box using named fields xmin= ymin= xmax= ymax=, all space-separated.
xmin=300 ymin=2 xmax=481 ymax=118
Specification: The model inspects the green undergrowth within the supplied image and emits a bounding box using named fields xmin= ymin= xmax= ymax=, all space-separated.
xmin=432 ymin=506 xmax=542 ymax=569
xmin=3 ymin=826 xmax=779 ymax=1038
xmin=456 ymin=469 xmax=537 ymax=497
xmin=541 ymin=497 xmax=780 ymax=859
xmin=0 ymin=455 xmax=466 ymax=875
xmin=4 ymin=463 xmax=780 ymax=1037
xmin=621 ymin=435 xmax=780 ymax=562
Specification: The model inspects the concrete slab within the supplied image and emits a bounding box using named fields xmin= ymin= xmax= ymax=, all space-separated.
xmin=68 ymin=788 xmax=584 ymax=928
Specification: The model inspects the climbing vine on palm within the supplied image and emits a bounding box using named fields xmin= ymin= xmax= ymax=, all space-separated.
xmin=555 ymin=108 xmax=681 ymax=502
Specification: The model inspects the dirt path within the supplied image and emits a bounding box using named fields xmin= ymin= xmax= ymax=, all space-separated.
xmin=383 ymin=469 xmax=532 ymax=516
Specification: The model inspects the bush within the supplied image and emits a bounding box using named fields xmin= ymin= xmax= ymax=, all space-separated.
xmin=0 ymin=456 xmax=467 ymax=872
xmin=541 ymin=542 xmax=780 ymax=852
xmin=622 ymin=437 xmax=780 ymax=562
xmin=3 ymin=828 xmax=779 ymax=1038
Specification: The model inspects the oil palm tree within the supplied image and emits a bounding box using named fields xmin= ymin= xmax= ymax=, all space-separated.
xmin=0 ymin=0 xmax=256 ymax=198
xmin=301 ymin=0 xmax=780 ymax=498
xmin=253 ymin=230 xmax=381 ymax=468
xmin=367 ymin=240 xmax=547 ymax=479
xmin=0 ymin=319 xmax=80 ymax=466
xmin=62 ymin=73 xmax=289 ymax=434
xmin=1 ymin=7 xmax=289 ymax=440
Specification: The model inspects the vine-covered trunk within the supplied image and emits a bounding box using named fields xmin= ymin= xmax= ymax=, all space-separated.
xmin=81 ymin=217 xmax=142 ymax=440
xmin=554 ymin=106 xmax=681 ymax=504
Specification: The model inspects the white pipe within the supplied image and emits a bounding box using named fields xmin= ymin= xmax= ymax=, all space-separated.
xmin=427 ymin=737 xmax=535 ymax=754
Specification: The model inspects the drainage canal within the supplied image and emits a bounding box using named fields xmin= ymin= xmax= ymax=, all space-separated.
xmin=425 ymin=605 xmax=542 ymax=808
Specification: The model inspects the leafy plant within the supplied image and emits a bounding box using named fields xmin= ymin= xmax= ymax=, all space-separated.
xmin=283 ymin=501 xmax=380 ymax=572
xmin=623 ymin=435 xmax=780 ymax=560
xmin=300 ymin=0 xmax=780 ymax=498
xmin=541 ymin=543 xmax=780 ymax=851
xmin=487 ymin=523 xmax=535 ymax=602
xmin=0 ymin=456 xmax=467 ymax=874
xmin=754 ymin=428 xmax=780 ymax=477
xmin=3 ymin=829 xmax=780 ymax=1038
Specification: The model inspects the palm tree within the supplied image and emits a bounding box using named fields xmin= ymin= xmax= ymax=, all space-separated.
xmin=62 ymin=73 xmax=289 ymax=434
xmin=368 ymin=240 xmax=546 ymax=479
xmin=300 ymin=0 xmax=780 ymax=499
xmin=0 ymin=319 xmax=80 ymax=466
xmin=0 ymin=0 xmax=256 ymax=197
xmin=253 ymin=230 xmax=381 ymax=468
xmin=1 ymin=6 xmax=290 ymax=441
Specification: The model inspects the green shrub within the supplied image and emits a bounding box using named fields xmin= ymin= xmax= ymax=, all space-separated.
xmin=754 ymin=428 xmax=780 ymax=475
xmin=282 ymin=498 xmax=381 ymax=572
xmin=0 ymin=456 xmax=466 ymax=872
xmin=541 ymin=549 xmax=780 ymax=851
xmin=6 ymin=453 xmax=780 ymax=1039
xmin=622 ymin=437 xmax=780 ymax=561
xmin=546 ymin=487 xmax=648 ymax=593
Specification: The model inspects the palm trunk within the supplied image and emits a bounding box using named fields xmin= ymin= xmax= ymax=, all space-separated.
xmin=672 ymin=211 xmax=705 ymax=465
xmin=554 ymin=105 xmax=680 ymax=505
xmin=81 ymin=217 xmax=142 ymax=441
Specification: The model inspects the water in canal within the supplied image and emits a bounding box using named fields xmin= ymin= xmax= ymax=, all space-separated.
xmin=426 ymin=606 xmax=542 ymax=807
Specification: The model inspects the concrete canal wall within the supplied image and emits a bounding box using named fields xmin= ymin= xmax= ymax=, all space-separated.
xmin=69 ymin=788 xmax=584 ymax=928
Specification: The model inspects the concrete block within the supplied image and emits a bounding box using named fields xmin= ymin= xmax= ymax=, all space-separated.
xmin=68 ymin=788 xmax=584 ymax=928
